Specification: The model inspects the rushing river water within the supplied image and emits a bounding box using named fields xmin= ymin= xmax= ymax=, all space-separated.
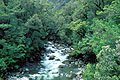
xmin=7 ymin=42 xmax=84 ymax=80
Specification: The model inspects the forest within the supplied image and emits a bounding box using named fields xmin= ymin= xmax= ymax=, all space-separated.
xmin=0 ymin=0 xmax=120 ymax=80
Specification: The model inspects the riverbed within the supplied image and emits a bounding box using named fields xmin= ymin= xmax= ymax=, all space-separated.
xmin=7 ymin=42 xmax=85 ymax=80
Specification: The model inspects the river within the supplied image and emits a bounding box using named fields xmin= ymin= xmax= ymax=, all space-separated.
xmin=7 ymin=42 xmax=85 ymax=80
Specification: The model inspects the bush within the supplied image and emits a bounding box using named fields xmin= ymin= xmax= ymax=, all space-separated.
xmin=0 ymin=0 xmax=56 ymax=78
xmin=83 ymin=41 xmax=120 ymax=80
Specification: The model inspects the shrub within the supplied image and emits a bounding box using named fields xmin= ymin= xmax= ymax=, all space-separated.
xmin=83 ymin=41 xmax=120 ymax=80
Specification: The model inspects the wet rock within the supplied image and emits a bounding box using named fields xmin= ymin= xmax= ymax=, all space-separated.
xmin=76 ymin=71 xmax=82 ymax=76
xmin=62 ymin=60 xmax=70 ymax=65
xmin=70 ymin=71 xmax=73 ymax=73
xmin=52 ymin=46 xmax=55 ymax=48
xmin=59 ymin=65 xmax=65 ymax=68
xmin=52 ymin=72 xmax=59 ymax=74
xmin=19 ymin=77 xmax=29 ymax=80
xmin=44 ymin=44 xmax=48 ymax=47
xmin=69 ymin=74 xmax=77 ymax=79
xmin=62 ymin=50 xmax=67 ymax=54
xmin=71 ymin=62 xmax=74 ymax=64
xmin=70 ymin=48 xmax=74 ymax=50
xmin=61 ymin=50 xmax=64 ymax=52
xmin=68 ymin=64 xmax=72 ymax=67
xmin=29 ymin=57 xmax=34 ymax=63
xmin=73 ymin=78 xmax=82 ymax=80
xmin=25 ymin=68 xmax=29 ymax=72
xmin=65 ymin=48 xmax=70 ymax=51
xmin=40 ymin=56 xmax=44 ymax=60
xmin=59 ymin=47 xmax=64 ymax=49
xmin=75 ymin=62 xmax=79 ymax=65
xmin=55 ymin=58 xmax=60 ymax=61
xmin=50 ymin=50 xmax=55 ymax=53
xmin=59 ymin=73 xmax=64 ymax=76
xmin=49 ymin=55 xmax=55 ymax=60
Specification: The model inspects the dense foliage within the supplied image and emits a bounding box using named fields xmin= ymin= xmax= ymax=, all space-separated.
xmin=0 ymin=0 xmax=120 ymax=79
xmin=0 ymin=0 xmax=58 ymax=77
xmin=83 ymin=42 xmax=120 ymax=80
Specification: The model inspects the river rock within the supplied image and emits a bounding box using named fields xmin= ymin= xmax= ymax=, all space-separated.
xmin=59 ymin=47 xmax=64 ymax=49
xmin=52 ymin=46 xmax=55 ymax=48
xmin=49 ymin=55 xmax=55 ymax=60
xmin=68 ymin=64 xmax=72 ymax=67
xmin=61 ymin=50 xmax=67 ymax=54
xmin=59 ymin=65 xmax=65 ymax=68
xmin=76 ymin=71 xmax=82 ymax=76
xmin=29 ymin=57 xmax=34 ymax=62
xmin=50 ymin=50 xmax=55 ymax=53
xmin=75 ymin=62 xmax=79 ymax=65
xmin=61 ymin=50 xmax=64 ymax=52
xmin=25 ymin=68 xmax=29 ymax=72
xmin=65 ymin=48 xmax=70 ymax=51
xmin=69 ymin=74 xmax=77 ymax=79
xmin=62 ymin=60 xmax=70 ymax=65
xmin=55 ymin=58 xmax=60 ymax=61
